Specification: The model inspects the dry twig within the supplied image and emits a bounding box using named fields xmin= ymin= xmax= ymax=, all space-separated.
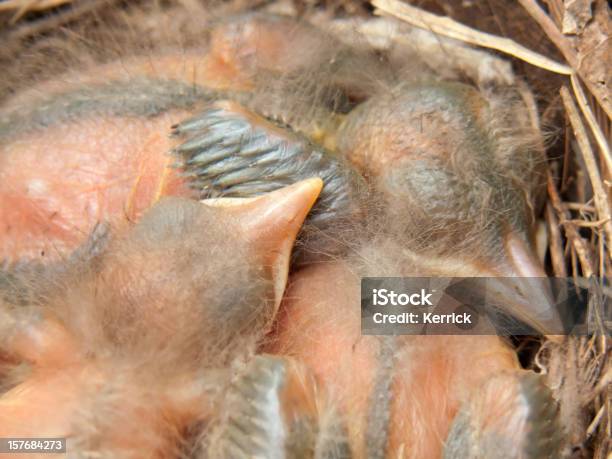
xmin=371 ymin=0 xmax=573 ymax=75
xmin=546 ymin=203 xmax=568 ymax=277
xmin=548 ymin=171 xmax=595 ymax=277
xmin=517 ymin=0 xmax=612 ymax=120
xmin=560 ymin=86 xmax=612 ymax=261
xmin=571 ymin=73 xmax=612 ymax=174
xmin=0 ymin=0 xmax=71 ymax=13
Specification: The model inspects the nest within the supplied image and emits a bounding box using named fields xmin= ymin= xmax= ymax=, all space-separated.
xmin=0 ymin=0 xmax=609 ymax=457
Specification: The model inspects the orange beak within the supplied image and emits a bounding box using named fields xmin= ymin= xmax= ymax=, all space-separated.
xmin=481 ymin=231 xmax=564 ymax=337
xmin=203 ymin=177 xmax=323 ymax=312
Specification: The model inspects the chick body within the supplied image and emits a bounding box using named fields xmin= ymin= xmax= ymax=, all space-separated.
xmin=0 ymin=12 xmax=376 ymax=264
xmin=334 ymin=81 xmax=559 ymax=334
xmin=269 ymin=253 xmax=559 ymax=459
xmin=0 ymin=180 xmax=322 ymax=458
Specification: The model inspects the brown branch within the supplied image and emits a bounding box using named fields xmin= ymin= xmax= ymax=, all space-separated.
xmin=371 ymin=0 xmax=572 ymax=75
xmin=517 ymin=0 xmax=579 ymax=66
xmin=546 ymin=203 xmax=568 ymax=277
xmin=571 ymin=74 xmax=612 ymax=174
xmin=547 ymin=171 xmax=595 ymax=277
xmin=517 ymin=0 xmax=612 ymax=120
xmin=560 ymin=86 xmax=612 ymax=262
xmin=0 ymin=0 xmax=71 ymax=13
xmin=565 ymin=218 xmax=612 ymax=228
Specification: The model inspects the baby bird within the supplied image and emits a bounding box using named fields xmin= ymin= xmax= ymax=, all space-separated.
xmin=171 ymin=99 xmax=368 ymax=262
xmin=0 ymin=179 xmax=322 ymax=458
xmin=333 ymin=81 xmax=559 ymax=334
xmin=267 ymin=244 xmax=561 ymax=459
xmin=0 ymin=10 xmax=379 ymax=264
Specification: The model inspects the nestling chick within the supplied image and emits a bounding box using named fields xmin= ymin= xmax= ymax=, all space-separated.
xmin=172 ymin=99 xmax=368 ymax=262
xmin=0 ymin=10 xmax=379 ymax=264
xmin=0 ymin=179 xmax=322 ymax=458
xmin=333 ymin=81 xmax=559 ymax=334
xmin=268 ymin=243 xmax=561 ymax=459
